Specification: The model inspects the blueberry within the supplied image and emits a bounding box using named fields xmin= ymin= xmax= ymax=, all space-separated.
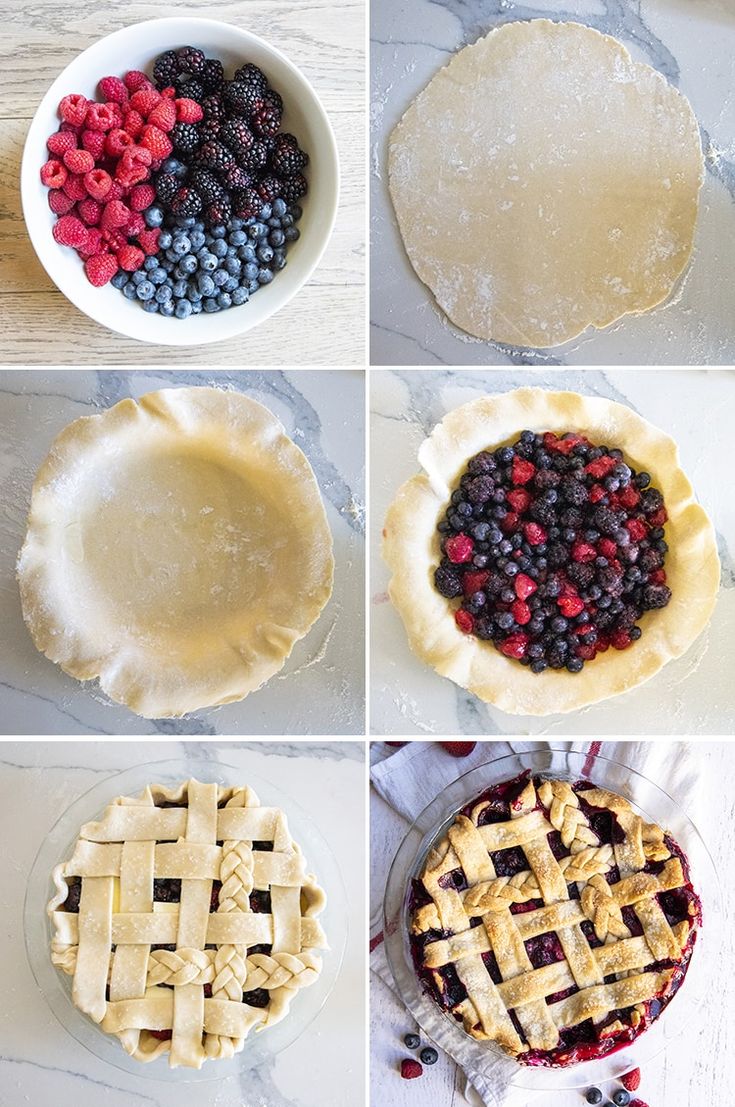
xmin=180 ymin=255 xmax=198 ymax=275
xmin=155 ymin=285 xmax=173 ymax=303
xmin=281 ymin=213 xmax=294 ymax=228
xmin=239 ymin=244 xmax=256 ymax=261
xmin=211 ymin=238 xmax=228 ymax=258
xmin=585 ymin=1090 xmax=603 ymax=1105
xmin=258 ymin=268 xmax=274 ymax=284
xmin=419 ymin=1047 xmax=438 ymax=1065
xmin=284 ymin=226 xmax=300 ymax=242
xmin=197 ymin=274 xmax=216 ymax=297
xmin=290 ymin=204 xmax=303 ymax=220
xmin=223 ymin=276 xmax=239 ymax=293
xmin=132 ymin=270 xmax=146 ymax=285
xmin=612 ymin=1093 xmax=630 ymax=1107
xmin=244 ymin=262 xmax=259 ymax=281
xmin=188 ymin=287 xmax=203 ymax=303
xmin=260 ymin=202 xmax=273 ymax=219
xmin=210 ymin=224 xmax=227 ymax=239
xmin=272 ymin=198 xmax=287 ymax=217
xmin=142 ymin=299 xmax=159 ymax=313
xmin=248 ymin=279 xmax=260 ymax=293
xmin=229 ymin=229 xmax=247 ymax=246
xmin=162 ymin=157 xmax=185 ymax=176
xmin=191 ymin=300 xmax=202 ymax=314
xmin=172 ymin=235 xmax=191 ymax=256
xmin=159 ymin=299 xmax=175 ymax=316
xmin=250 ymin=222 xmax=268 ymax=240
xmin=257 ymin=244 xmax=274 ymax=263
xmin=200 ymin=252 xmax=218 ymax=272
xmin=111 ymin=270 xmax=127 ymax=289
xmin=135 ymin=280 xmax=155 ymax=302
xmin=273 ymin=252 xmax=287 ymax=270
xmin=172 ymin=279 xmax=188 ymax=298
xmin=203 ymin=297 xmax=220 ymax=312
xmin=269 ymin=229 xmax=286 ymax=247
xmin=144 ymin=206 xmax=164 ymax=228
xmin=232 ymin=286 xmax=249 ymax=305
xmin=404 ymin=1033 xmax=420 ymax=1051
xmin=224 ymin=256 xmax=241 ymax=275
xmin=190 ymin=231 xmax=206 ymax=251
xmin=174 ymin=299 xmax=193 ymax=319
xmin=217 ymin=292 xmax=232 ymax=309
xmin=158 ymin=230 xmax=173 ymax=249
xmin=122 ymin=281 xmax=137 ymax=299
xmin=566 ymin=657 xmax=584 ymax=673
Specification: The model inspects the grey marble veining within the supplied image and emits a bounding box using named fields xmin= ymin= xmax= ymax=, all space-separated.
xmin=371 ymin=368 xmax=735 ymax=735
xmin=371 ymin=0 xmax=735 ymax=365
xmin=0 ymin=371 xmax=365 ymax=736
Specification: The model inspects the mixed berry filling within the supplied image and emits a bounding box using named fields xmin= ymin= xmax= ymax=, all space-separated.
xmin=410 ymin=772 xmax=701 ymax=1068
xmin=40 ymin=47 xmax=306 ymax=314
xmin=434 ymin=431 xmax=671 ymax=673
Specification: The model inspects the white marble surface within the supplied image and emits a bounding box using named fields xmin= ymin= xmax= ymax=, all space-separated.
xmin=0 ymin=370 xmax=365 ymax=735
xmin=370 ymin=368 xmax=735 ymax=735
xmin=370 ymin=739 xmax=735 ymax=1107
xmin=371 ymin=0 xmax=735 ymax=365
xmin=0 ymin=739 xmax=365 ymax=1107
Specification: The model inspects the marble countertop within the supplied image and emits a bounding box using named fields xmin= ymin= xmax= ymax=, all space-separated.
xmin=369 ymin=739 xmax=735 ymax=1107
xmin=0 ymin=370 xmax=365 ymax=735
xmin=370 ymin=368 xmax=735 ymax=735
xmin=371 ymin=0 xmax=735 ymax=365
xmin=0 ymin=739 xmax=365 ymax=1107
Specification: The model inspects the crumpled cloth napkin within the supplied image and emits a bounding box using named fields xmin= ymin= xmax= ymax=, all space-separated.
xmin=370 ymin=739 xmax=701 ymax=1106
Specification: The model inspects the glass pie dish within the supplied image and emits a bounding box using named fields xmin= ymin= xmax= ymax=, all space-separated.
xmin=383 ymin=747 xmax=719 ymax=1096
xmin=25 ymin=757 xmax=347 ymax=1083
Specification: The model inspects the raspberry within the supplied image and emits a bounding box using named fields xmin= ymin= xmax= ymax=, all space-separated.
xmin=125 ymin=212 xmax=146 ymax=237
xmin=629 ymin=1101 xmax=649 ymax=1107
xmin=137 ymin=227 xmax=161 ymax=255
xmin=543 ymin=431 xmax=588 ymax=455
xmin=77 ymin=198 xmax=102 ymax=225
xmin=116 ymin=243 xmax=145 ymax=271
xmin=589 ymin=483 xmax=606 ymax=504
xmin=455 ymin=609 xmax=474 ymax=634
xmin=129 ymin=183 xmax=156 ymax=211
xmin=80 ymin=128 xmax=106 ymax=159
xmin=515 ymin=573 xmax=537 ymax=601
xmin=576 ymin=642 xmax=597 ymax=660
xmin=500 ymin=632 xmax=529 ymax=659
xmin=618 ymin=485 xmax=640 ymax=509
xmin=585 ymin=454 xmax=617 ymax=479
xmin=59 ymin=93 xmax=88 ymax=126
xmin=445 ymin=534 xmax=474 ymax=564
xmin=175 ymin=97 xmax=204 ymax=123
xmin=598 ymin=538 xmax=617 ymax=560
xmin=84 ymin=252 xmax=118 ymax=286
xmin=47 ymin=130 xmax=77 ymax=157
xmin=512 ymin=456 xmax=536 ymax=484
xmin=105 ymin=128 xmax=134 ymax=157
xmin=621 ymin=1070 xmax=641 ymax=1092
xmin=625 ymin=518 xmax=647 ymax=542
xmin=500 ymin=511 xmax=520 ymax=534
xmin=107 ymin=180 xmax=125 ymax=201
xmin=62 ymin=174 xmax=88 ymax=201
xmin=130 ymin=87 xmax=162 ymax=117
xmin=400 ymin=1059 xmax=423 ymax=1080
xmin=523 ymin=522 xmax=546 ymax=546
xmin=440 ymin=742 xmax=477 ymax=757
xmin=98 ymin=76 xmax=128 ymax=104
xmin=40 ymin=159 xmax=67 ymax=188
xmin=59 ymin=121 xmax=81 ymax=134
xmin=48 ymin=188 xmax=76 ymax=214
xmin=140 ymin=125 xmax=173 ymax=159
xmin=648 ymin=507 xmax=668 ymax=527
xmin=511 ymin=599 xmax=531 ymax=625
xmin=558 ymin=595 xmax=584 ymax=618
xmin=572 ymin=542 xmax=597 ymax=563
xmin=85 ymin=102 xmax=118 ymax=132
xmin=649 ymin=568 xmax=667 ymax=584
xmin=123 ymin=109 xmax=145 ymax=139
xmin=124 ymin=70 xmax=152 ymax=92
xmin=83 ymin=168 xmax=112 ymax=200
xmin=148 ymin=98 xmax=177 ymax=132
xmin=100 ymin=199 xmax=130 ymax=228
xmin=52 ymin=215 xmax=87 ymax=247
xmin=63 ymin=148 xmax=94 ymax=174
xmin=102 ymin=228 xmax=127 ymax=251
xmin=77 ymin=227 xmax=103 ymax=259
xmin=610 ymin=628 xmax=633 ymax=650
xmin=506 ymin=488 xmax=531 ymax=513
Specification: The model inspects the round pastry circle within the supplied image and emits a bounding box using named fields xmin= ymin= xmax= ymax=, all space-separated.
xmin=410 ymin=772 xmax=701 ymax=1066
xmin=388 ymin=20 xmax=704 ymax=349
xmin=18 ymin=387 xmax=334 ymax=718
xmin=382 ymin=388 xmax=719 ymax=715
xmin=47 ymin=778 xmax=328 ymax=1069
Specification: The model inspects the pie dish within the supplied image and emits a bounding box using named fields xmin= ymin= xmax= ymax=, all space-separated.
xmin=382 ymin=388 xmax=719 ymax=715
xmin=47 ymin=777 xmax=328 ymax=1069
xmin=17 ymin=386 xmax=334 ymax=718
xmin=410 ymin=770 xmax=701 ymax=1068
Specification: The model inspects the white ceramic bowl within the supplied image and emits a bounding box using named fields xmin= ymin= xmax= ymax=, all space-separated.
xmin=20 ymin=17 xmax=339 ymax=347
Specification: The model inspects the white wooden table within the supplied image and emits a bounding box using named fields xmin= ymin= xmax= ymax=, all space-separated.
xmin=0 ymin=0 xmax=364 ymax=364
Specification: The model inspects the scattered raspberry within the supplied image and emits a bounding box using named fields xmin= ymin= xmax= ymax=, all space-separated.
xmin=445 ymin=534 xmax=474 ymax=564
xmin=610 ymin=628 xmax=633 ymax=650
xmin=543 ymin=431 xmax=588 ymax=455
xmin=123 ymin=69 xmax=151 ymax=92
xmin=100 ymin=199 xmax=131 ymax=229
xmin=77 ymin=198 xmax=102 ymax=226
xmin=500 ymin=511 xmax=519 ymax=534
xmin=514 ymin=573 xmax=537 ymax=600
xmin=175 ymin=96 xmax=204 ymax=122
xmin=62 ymin=174 xmax=88 ymax=201
xmin=400 ymin=1059 xmax=423 ymax=1080
xmin=625 ymin=518 xmax=647 ymax=542
xmin=136 ymin=227 xmax=161 ymax=255
xmin=52 ymin=215 xmax=87 ymax=248
xmin=105 ymin=128 xmax=134 ymax=157
xmin=462 ymin=570 xmax=489 ymax=597
xmin=598 ymin=538 xmax=618 ymax=560
xmin=40 ymin=159 xmax=67 ymax=188
xmin=589 ymin=483 xmax=606 ymax=503
xmin=59 ymin=93 xmax=88 ymax=126
xmin=147 ymin=98 xmax=177 ymax=132
xmin=618 ymin=485 xmax=640 ymax=509
xmin=512 ymin=456 xmax=536 ymax=484
xmin=63 ymin=148 xmax=95 ymax=174
xmin=125 ymin=212 xmax=146 ymax=237
xmin=576 ymin=642 xmax=597 ymax=661
xmin=558 ymin=595 xmax=584 ymax=618
xmin=585 ymin=455 xmax=617 ymax=479
xmin=499 ymin=632 xmax=529 ymax=659
xmin=454 ymin=609 xmax=474 ymax=633
xmin=572 ymin=542 xmax=597 ymax=563
xmin=629 ymin=1101 xmax=649 ymax=1107
xmin=83 ymin=168 xmax=112 ymax=200
xmin=139 ymin=124 xmax=173 ymax=159
xmin=116 ymin=243 xmax=145 ymax=271
xmin=123 ymin=109 xmax=145 ymax=139
xmin=511 ymin=599 xmax=531 ymax=625
xmin=129 ymin=183 xmax=156 ymax=211
xmin=648 ymin=507 xmax=668 ymax=527
xmin=130 ymin=87 xmax=162 ymax=117
xmin=621 ymin=1070 xmax=641 ymax=1092
xmin=47 ymin=130 xmax=77 ymax=157
xmin=84 ymin=102 xmax=118 ymax=132
xmin=80 ymin=128 xmax=107 ymax=159
xmin=48 ymin=188 xmax=76 ymax=214
xmin=523 ymin=522 xmax=546 ymax=546
xmin=506 ymin=488 xmax=531 ymax=513
xmin=77 ymin=227 xmax=103 ymax=259
xmin=98 ymin=75 xmax=129 ymax=104
xmin=440 ymin=742 xmax=477 ymax=757
xmin=83 ymin=252 xmax=118 ymax=286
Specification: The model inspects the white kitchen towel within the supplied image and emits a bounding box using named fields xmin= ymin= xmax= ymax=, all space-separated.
xmin=369 ymin=739 xmax=705 ymax=1107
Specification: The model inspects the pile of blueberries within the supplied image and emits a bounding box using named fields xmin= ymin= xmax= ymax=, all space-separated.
xmin=111 ymin=155 xmax=301 ymax=316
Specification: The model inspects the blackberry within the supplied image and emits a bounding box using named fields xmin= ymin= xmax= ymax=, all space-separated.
xmin=154 ymin=172 xmax=179 ymax=205
xmin=175 ymin=76 xmax=205 ymax=102
xmin=642 ymin=583 xmax=672 ymax=609
xmin=189 ymin=168 xmax=224 ymax=204
xmin=153 ymin=50 xmax=180 ymax=88
xmin=203 ymin=197 xmax=232 ymax=226
xmin=240 ymin=140 xmax=269 ymax=173
xmin=639 ymin=548 xmax=664 ymax=574
xmin=435 ymin=566 xmax=462 ymax=598
xmin=232 ymin=187 xmax=263 ymax=219
xmin=171 ymin=122 xmax=201 ymax=154
xmin=641 ymin=488 xmax=664 ymax=514
xmin=263 ymin=88 xmax=284 ymax=113
xmin=224 ymin=80 xmax=261 ymax=117
xmin=568 ymin=562 xmax=594 ymax=588
xmin=221 ymin=118 xmax=254 ymax=154
xmin=560 ymin=476 xmax=588 ymax=506
xmin=198 ymin=120 xmax=222 ymax=143
xmin=530 ymin=501 xmax=556 ymax=527
xmin=223 ymin=165 xmax=253 ymax=191
xmin=257 ymin=174 xmax=283 ymax=203
xmin=593 ymin=506 xmax=622 ymax=536
xmin=272 ymin=136 xmax=308 ymax=177
xmin=251 ymin=101 xmax=282 ymax=136
xmin=466 ymin=475 xmax=494 ymax=505
xmin=201 ymin=58 xmax=225 ymax=92
xmin=196 ymin=140 xmax=235 ymax=172
xmin=280 ymin=173 xmax=308 ymax=204
xmin=201 ymin=94 xmax=226 ymax=122
xmin=233 ymin=63 xmax=268 ymax=92
xmin=171 ymin=187 xmax=202 ymax=217
xmin=176 ymin=46 xmax=206 ymax=75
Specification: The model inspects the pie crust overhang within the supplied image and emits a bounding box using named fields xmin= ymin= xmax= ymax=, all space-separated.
xmin=388 ymin=19 xmax=704 ymax=349
xmin=47 ymin=778 xmax=328 ymax=1069
xmin=17 ymin=387 xmax=334 ymax=718
xmin=382 ymin=388 xmax=720 ymax=715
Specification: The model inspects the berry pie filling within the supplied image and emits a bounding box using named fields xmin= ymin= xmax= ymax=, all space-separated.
xmin=433 ymin=431 xmax=671 ymax=673
xmin=410 ymin=771 xmax=701 ymax=1068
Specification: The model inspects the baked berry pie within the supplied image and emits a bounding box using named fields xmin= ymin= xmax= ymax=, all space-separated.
xmin=383 ymin=388 xmax=719 ymax=714
xmin=410 ymin=771 xmax=701 ymax=1067
xmin=47 ymin=779 xmax=327 ymax=1068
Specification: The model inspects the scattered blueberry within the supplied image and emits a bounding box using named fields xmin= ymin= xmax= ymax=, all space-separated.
xmin=585 ymin=1091 xmax=603 ymax=1106
xmin=403 ymin=1033 xmax=420 ymax=1050
xmin=612 ymin=1093 xmax=630 ymax=1107
xmin=419 ymin=1047 xmax=438 ymax=1065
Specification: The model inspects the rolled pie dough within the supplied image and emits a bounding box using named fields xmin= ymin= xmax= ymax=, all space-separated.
xmin=388 ymin=20 xmax=704 ymax=348
xmin=17 ymin=387 xmax=334 ymax=718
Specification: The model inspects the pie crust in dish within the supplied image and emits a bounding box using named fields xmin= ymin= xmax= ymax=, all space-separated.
xmin=410 ymin=771 xmax=701 ymax=1067
xmin=388 ymin=20 xmax=704 ymax=348
xmin=47 ymin=778 xmax=328 ymax=1069
xmin=382 ymin=388 xmax=719 ymax=715
xmin=17 ymin=386 xmax=334 ymax=718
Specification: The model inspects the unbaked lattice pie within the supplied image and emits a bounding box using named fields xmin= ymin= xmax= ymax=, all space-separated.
xmin=410 ymin=771 xmax=700 ymax=1067
xmin=48 ymin=778 xmax=327 ymax=1068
